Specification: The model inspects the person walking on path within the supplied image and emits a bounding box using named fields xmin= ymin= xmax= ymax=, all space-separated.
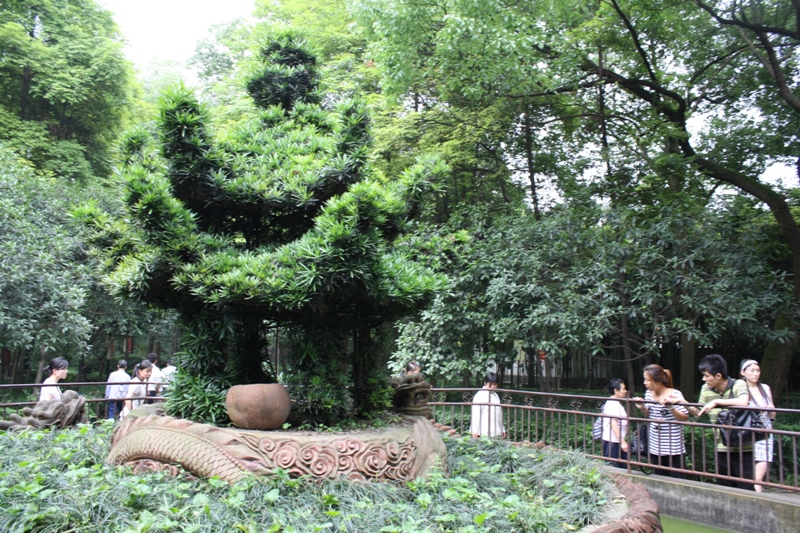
xmin=122 ymin=360 xmax=153 ymax=417
xmin=160 ymin=358 xmax=177 ymax=392
xmin=633 ymin=364 xmax=689 ymax=477
xmin=602 ymin=378 xmax=629 ymax=468
xmin=105 ymin=360 xmax=130 ymax=419
xmin=39 ymin=358 xmax=69 ymax=402
xmin=470 ymin=372 xmax=506 ymax=438
xmin=145 ymin=352 xmax=163 ymax=403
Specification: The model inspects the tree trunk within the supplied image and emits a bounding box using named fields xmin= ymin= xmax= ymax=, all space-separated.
xmin=10 ymin=349 xmax=23 ymax=384
xmin=523 ymin=111 xmax=541 ymax=221
xmin=760 ymin=317 xmax=796 ymax=404
xmin=20 ymin=65 xmax=32 ymax=120
xmin=626 ymin=359 xmax=636 ymax=397
xmin=679 ymin=332 xmax=697 ymax=401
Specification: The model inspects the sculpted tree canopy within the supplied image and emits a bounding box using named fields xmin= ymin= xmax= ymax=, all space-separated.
xmin=78 ymin=35 xmax=448 ymax=423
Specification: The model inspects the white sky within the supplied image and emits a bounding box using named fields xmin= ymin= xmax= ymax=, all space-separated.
xmin=100 ymin=0 xmax=257 ymax=66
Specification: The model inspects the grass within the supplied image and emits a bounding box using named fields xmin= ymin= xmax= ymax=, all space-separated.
xmin=0 ymin=421 xmax=614 ymax=533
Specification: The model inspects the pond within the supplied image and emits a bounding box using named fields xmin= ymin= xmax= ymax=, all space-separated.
xmin=661 ymin=515 xmax=741 ymax=533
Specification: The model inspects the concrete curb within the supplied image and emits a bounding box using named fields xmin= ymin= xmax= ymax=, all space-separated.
xmin=617 ymin=471 xmax=800 ymax=533
xmin=586 ymin=472 xmax=663 ymax=533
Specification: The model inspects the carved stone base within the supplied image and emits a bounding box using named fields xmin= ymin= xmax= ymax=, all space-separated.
xmin=107 ymin=413 xmax=446 ymax=483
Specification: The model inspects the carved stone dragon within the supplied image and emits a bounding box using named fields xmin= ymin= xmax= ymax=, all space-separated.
xmin=107 ymin=407 xmax=446 ymax=483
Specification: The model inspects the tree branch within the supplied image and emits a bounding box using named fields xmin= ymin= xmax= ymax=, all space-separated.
xmin=693 ymin=0 xmax=800 ymax=39
xmin=754 ymin=30 xmax=800 ymax=114
xmin=609 ymin=0 xmax=659 ymax=83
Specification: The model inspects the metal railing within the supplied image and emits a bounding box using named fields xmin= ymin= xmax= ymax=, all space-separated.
xmin=431 ymin=387 xmax=800 ymax=493
xmin=2 ymin=381 xmax=797 ymax=492
xmin=0 ymin=381 xmax=165 ymax=420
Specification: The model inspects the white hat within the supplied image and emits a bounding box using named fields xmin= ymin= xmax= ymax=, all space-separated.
xmin=740 ymin=359 xmax=759 ymax=372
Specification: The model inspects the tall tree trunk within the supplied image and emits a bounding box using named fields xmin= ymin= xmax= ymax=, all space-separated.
xmin=233 ymin=315 xmax=272 ymax=384
xmin=679 ymin=332 xmax=697 ymax=401
xmin=625 ymin=359 xmax=635 ymax=397
xmin=523 ymin=111 xmax=541 ymax=221
xmin=761 ymin=317 xmax=795 ymax=404
xmin=20 ymin=65 xmax=32 ymax=120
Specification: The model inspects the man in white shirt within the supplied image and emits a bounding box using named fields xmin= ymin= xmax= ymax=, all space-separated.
xmin=105 ymin=360 xmax=130 ymax=419
xmin=160 ymin=359 xmax=177 ymax=392
xmin=145 ymin=352 xmax=163 ymax=403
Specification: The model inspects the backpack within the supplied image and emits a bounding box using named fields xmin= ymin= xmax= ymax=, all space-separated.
xmin=592 ymin=416 xmax=603 ymax=441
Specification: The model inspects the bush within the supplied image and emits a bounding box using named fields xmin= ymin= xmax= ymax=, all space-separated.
xmin=0 ymin=423 xmax=613 ymax=532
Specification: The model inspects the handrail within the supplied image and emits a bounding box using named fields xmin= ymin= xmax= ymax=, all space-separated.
xmin=431 ymin=387 xmax=800 ymax=493
xmin=0 ymin=380 xmax=168 ymax=417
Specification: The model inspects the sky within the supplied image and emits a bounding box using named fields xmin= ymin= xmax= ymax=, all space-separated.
xmin=99 ymin=0 xmax=257 ymax=66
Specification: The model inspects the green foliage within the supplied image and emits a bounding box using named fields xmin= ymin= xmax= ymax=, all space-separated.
xmin=0 ymin=146 xmax=91 ymax=357
xmin=0 ymin=0 xmax=137 ymax=180
xmin=395 ymin=201 xmax=792 ymax=383
xmin=282 ymin=368 xmax=353 ymax=427
xmin=0 ymin=423 xmax=611 ymax=532
xmin=166 ymin=372 xmax=232 ymax=426
xmin=80 ymin=37 xmax=449 ymax=421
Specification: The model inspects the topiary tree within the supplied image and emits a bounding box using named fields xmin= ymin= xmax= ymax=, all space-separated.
xmin=77 ymin=35 xmax=448 ymax=423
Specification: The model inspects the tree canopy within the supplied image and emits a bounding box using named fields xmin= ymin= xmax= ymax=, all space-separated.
xmin=351 ymin=0 xmax=800 ymax=394
xmin=0 ymin=0 xmax=136 ymax=180
xmin=79 ymin=35 xmax=448 ymax=422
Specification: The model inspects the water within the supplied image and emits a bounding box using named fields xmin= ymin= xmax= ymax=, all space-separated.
xmin=661 ymin=515 xmax=741 ymax=533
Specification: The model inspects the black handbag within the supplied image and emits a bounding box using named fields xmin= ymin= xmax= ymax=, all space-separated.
xmin=630 ymin=422 xmax=648 ymax=455
xmin=715 ymin=384 xmax=767 ymax=447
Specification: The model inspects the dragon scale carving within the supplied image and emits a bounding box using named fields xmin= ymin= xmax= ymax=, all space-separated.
xmin=108 ymin=412 xmax=443 ymax=483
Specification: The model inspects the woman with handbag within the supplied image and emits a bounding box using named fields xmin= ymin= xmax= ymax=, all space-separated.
xmin=633 ymin=364 xmax=689 ymax=477
xmin=601 ymin=378 xmax=629 ymax=467
xmin=741 ymin=359 xmax=776 ymax=492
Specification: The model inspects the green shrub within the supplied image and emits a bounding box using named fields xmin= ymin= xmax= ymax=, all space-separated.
xmin=0 ymin=422 xmax=613 ymax=532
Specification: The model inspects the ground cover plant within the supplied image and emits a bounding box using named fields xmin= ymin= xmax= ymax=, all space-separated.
xmin=0 ymin=422 xmax=613 ymax=532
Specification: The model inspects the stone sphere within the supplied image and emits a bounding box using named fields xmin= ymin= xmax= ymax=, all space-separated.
xmin=226 ymin=383 xmax=291 ymax=430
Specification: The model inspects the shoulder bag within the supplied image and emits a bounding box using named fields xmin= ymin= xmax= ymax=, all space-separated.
xmin=715 ymin=380 xmax=766 ymax=447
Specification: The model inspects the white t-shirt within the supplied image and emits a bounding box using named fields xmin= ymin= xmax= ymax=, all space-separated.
xmin=470 ymin=388 xmax=505 ymax=437
xmin=146 ymin=365 xmax=163 ymax=393
xmin=122 ymin=378 xmax=147 ymax=417
xmin=39 ymin=377 xmax=62 ymax=402
xmin=601 ymin=399 xmax=628 ymax=443
xmin=160 ymin=364 xmax=176 ymax=383
xmin=105 ymin=369 xmax=130 ymax=399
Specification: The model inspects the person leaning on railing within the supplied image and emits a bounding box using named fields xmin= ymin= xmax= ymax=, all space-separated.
xmin=601 ymin=378 xmax=629 ymax=468
xmin=741 ymin=359 xmax=775 ymax=492
xmin=633 ymin=364 xmax=689 ymax=478
xmin=121 ymin=360 xmax=153 ymax=418
xmin=674 ymin=354 xmax=754 ymax=491
xmin=39 ymin=357 xmax=69 ymax=402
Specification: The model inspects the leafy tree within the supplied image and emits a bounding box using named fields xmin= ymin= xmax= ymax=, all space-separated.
xmin=352 ymin=0 xmax=800 ymax=396
xmin=0 ymin=0 xmax=136 ymax=180
xmin=394 ymin=200 xmax=791 ymax=394
xmin=78 ymin=35 xmax=448 ymax=423
xmin=0 ymin=143 xmax=179 ymax=385
xmin=0 ymin=146 xmax=91 ymax=381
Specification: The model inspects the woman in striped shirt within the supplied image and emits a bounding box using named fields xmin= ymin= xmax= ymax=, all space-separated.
xmin=633 ymin=364 xmax=689 ymax=478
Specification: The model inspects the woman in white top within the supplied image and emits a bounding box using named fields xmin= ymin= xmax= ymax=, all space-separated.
xmin=470 ymin=372 xmax=506 ymax=438
xmin=740 ymin=359 xmax=776 ymax=492
xmin=39 ymin=357 xmax=69 ymax=402
xmin=602 ymin=378 xmax=629 ymax=467
xmin=122 ymin=360 xmax=153 ymax=417
xmin=634 ymin=364 xmax=689 ymax=478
